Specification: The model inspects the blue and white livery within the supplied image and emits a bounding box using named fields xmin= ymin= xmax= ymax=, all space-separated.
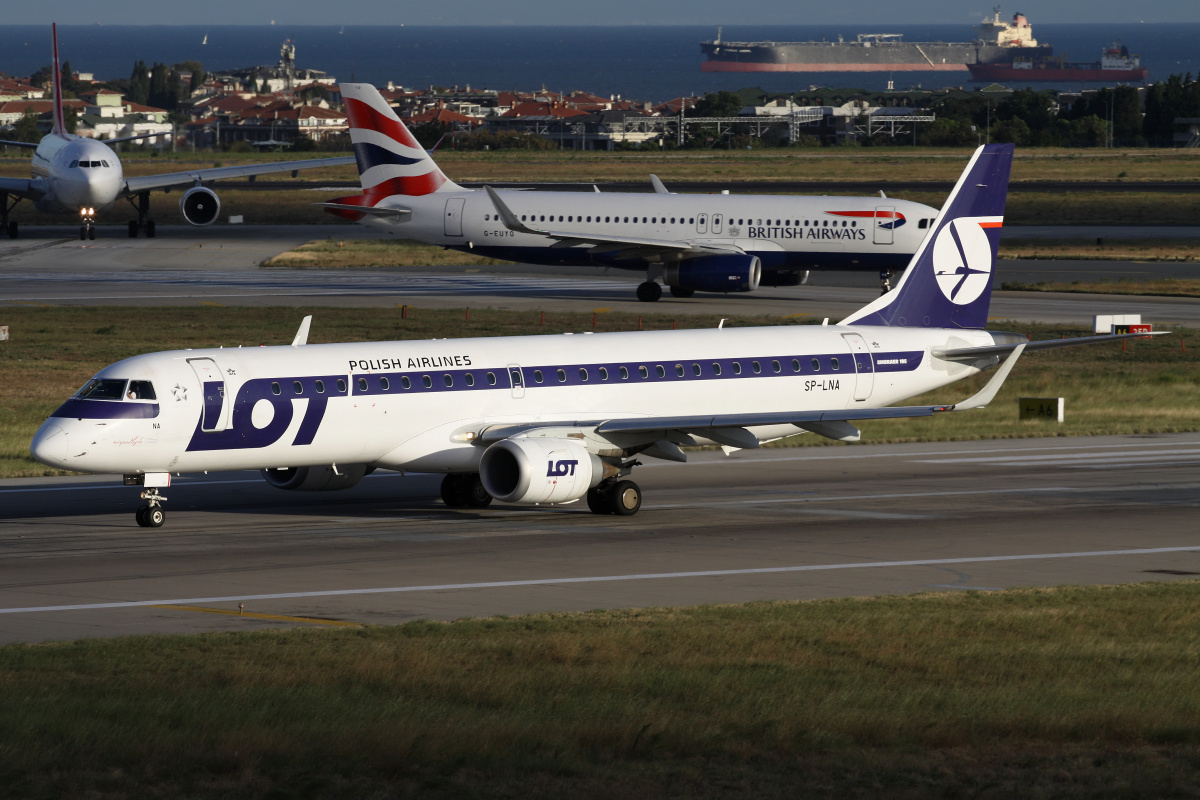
xmin=30 ymin=144 xmax=1157 ymax=526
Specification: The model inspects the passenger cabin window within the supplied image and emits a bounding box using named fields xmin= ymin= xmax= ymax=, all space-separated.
xmin=638 ymin=366 xmax=649 ymax=379
xmin=599 ymin=367 xmax=609 ymax=380
xmin=126 ymin=380 xmax=156 ymax=400
xmin=315 ymin=380 xmax=325 ymax=393
xmin=76 ymin=378 xmax=128 ymax=400
xmin=811 ymin=359 xmax=820 ymax=372
xmin=357 ymin=378 xmax=368 ymax=392
xmin=487 ymin=372 xmax=497 ymax=385
xmin=465 ymin=374 xmax=474 ymax=387
xmin=380 ymin=377 xmax=390 ymax=391
xmin=294 ymin=381 xmax=303 ymax=394
xmin=534 ymin=370 xmax=544 ymax=384
xmin=422 ymin=375 xmax=433 ymax=388
xmin=401 ymin=376 xmax=411 ymax=390
xmin=831 ymin=358 xmax=840 ymax=371
xmin=271 ymin=382 xmax=281 ymax=395
xmin=337 ymin=379 xmax=347 ymax=393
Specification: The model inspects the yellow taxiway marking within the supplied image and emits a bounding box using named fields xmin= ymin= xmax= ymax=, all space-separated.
xmin=152 ymin=604 xmax=362 ymax=627
xmin=592 ymin=307 xmax=611 ymax=313
xmin=783 ymin=313 xmax=811 ymax=318
xmin=197 ymin=301 xmax=223 ymax=307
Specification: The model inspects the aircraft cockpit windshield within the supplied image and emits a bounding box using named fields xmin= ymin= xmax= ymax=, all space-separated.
xmin=69 ymin=160 xmax=110 ymax=169
xmin=74 ymin=378 xmax=156 ymax=401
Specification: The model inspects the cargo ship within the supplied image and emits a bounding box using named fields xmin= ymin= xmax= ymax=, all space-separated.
xmin=699 ymin=7 xmax=1052 ymax=73
xmin=967 ymin=43 xmax=1149 ymax=82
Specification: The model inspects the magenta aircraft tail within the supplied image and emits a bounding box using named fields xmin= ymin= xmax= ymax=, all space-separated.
xmin=50 ymin=23 xmax=67 ymax=137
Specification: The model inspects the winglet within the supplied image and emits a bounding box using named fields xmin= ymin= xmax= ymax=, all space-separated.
xmin=952 ymin=343 xmax=1024 ymax=410
xmin=484 ymin=186 xmax=542 ymax=235
xmin=291 ymin=315 xmax=312 ymax=347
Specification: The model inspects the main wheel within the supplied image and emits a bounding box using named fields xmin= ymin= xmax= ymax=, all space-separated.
xmin=128 ymin=220 xmax=139 ymax=238
xmin=440 ymin=474 xmax=468 ymax=507
xmin=146 ymin=220 xmax=156 ymax=238
xmin=146 ymin=507 xmax=165 ymax=527
xmin=669 ymin=286 xmax=695 ymax=298
xmin=608 ymin=480 xmax=642 ymax=516
xmin=636 ymin=281 xmax=662 ymax=303
xmin=135 ymin=505 xmax=150 ymax=527
xmin=586 ymin=486 xmax=612 ymax=514
xmin=463 ymin=473 xmax=493 ymax=508
xmin=6 ymin=221 xmax=16 ymax=239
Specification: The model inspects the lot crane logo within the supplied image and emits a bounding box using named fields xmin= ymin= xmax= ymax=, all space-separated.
xmin=932 ymin=218 xmax=993 ymax=306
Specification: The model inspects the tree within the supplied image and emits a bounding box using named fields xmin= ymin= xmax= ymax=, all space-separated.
xmin=687 ymin=91 xmax=743 ymax=118
xmin=14 ymin=108 xmax=41 ymax=142
xmin=129 ymin=61 xmax=150 ymax=106
xmin=29 ymin=64 xmax=53 ymax=90
xmin=63 ymin=104 xmax=79 ymax=134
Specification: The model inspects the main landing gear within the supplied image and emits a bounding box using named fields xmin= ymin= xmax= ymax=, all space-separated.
xmin=1 ymin=192 xmax=20 ymax=239
xmin=636 ymin=281 xmax=662 ymax=302
xmin=135 ymin=487 xmax=167 ymax=528
xmin=880 ymin=269 xmax=893 ymax=295
xmin=440 ymin=473 xmax=493 ymax=508
xmin=126 ymin=191 xmax=156 ymax=238
xmin=586 ymin=479 xmax=642 ymax=516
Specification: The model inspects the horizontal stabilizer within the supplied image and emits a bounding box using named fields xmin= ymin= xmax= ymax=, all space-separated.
xmin=314 ymin=202 xmax=412 ymax=218
xmin=933 ymin=331 xmax=1167 ymax=360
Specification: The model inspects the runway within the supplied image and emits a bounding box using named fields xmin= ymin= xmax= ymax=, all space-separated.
xmin=2 ymin=434 xmax=1198 ymax=645
xmin=2 ymin=224 xmax=1198 ymax=325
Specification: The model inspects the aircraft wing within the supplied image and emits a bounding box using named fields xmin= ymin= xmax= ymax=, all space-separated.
xmin=122 ymin=155 xmax=356 ymax=196
xmin=484 ymin=186 xmax=744 ymax=259
xmin=932 ymin=332 xmax=1167 ymax=361
xmin=0 ymin=176 xmax=44 ymax=200
xmin=0 ymin=140 xmax=39 ymax=150
xmin=477 ymin=345 xmax=1024 ymax=454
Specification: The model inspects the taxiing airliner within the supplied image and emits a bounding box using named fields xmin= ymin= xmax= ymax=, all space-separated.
xmin=0 ymin=25 xmax=354 ymax=240
xmin=30 ymin=144 xmax=1158 ymax=527
xmin=321 ymin=83 xmax=939 ymax=301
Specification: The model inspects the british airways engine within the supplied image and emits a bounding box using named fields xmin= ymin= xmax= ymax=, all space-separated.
xmin=30 ymin=145 xmax=1163 ymax=527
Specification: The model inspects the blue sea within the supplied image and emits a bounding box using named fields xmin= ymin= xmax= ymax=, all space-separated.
xmin=2 ymin=24 xmax=1199 ymax=101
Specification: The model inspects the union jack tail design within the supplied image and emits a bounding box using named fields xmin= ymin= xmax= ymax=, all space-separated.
xmin=326 ymin=83 xmax=462 ymax=220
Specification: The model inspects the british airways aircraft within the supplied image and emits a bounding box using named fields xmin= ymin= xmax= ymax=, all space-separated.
xmin=29 ymin=144 xmax=1154 ymax=527
xmin=0 ymin=25 xmax=354 ymax=240
xmin=321 ymin=83 xmax=938 ymax=301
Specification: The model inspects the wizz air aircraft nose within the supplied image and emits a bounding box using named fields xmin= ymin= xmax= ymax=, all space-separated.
xmin=30 ymin=424 xmax=72 ymax=467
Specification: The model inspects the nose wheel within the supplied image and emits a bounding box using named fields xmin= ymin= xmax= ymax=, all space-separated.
xmin=135 ymin=488 xmax=167 ymax=527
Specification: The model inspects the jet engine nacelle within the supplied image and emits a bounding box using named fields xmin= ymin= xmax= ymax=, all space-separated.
xmin=663 ymin=254 xmax=762 ymax=294
xmin=261 ymin=464 xmax=371 ymax=491
xmin=180 ymin=186 xmax=221 ymax=226
xmin=479 ymin=438 xmax=602 ymax=505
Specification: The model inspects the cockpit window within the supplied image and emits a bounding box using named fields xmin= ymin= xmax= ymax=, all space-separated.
xmin=126 ymin=380 xmax=156 ymax=401
xmin=69 ymin=160 xmax=79 ymax=168
xmin=74 ymin=378 xmax=127 ymax=400
xmin=78 ymin=161 xmax=90 ymax=168
xmin=101 ymin=160 xmax=110 ymax=168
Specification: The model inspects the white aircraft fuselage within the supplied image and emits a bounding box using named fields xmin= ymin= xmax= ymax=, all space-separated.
xmin=30 ymin=131 xmax=124 ymax=215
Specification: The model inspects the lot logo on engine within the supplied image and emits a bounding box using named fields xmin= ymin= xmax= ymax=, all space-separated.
xmin=547 ymin=459 xmax=579 ymax=477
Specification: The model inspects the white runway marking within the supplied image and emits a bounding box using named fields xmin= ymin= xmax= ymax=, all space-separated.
xmin=2 ymin=546 xmax=1196 ymax=615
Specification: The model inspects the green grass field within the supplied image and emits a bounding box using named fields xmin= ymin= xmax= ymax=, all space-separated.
xmin=1 ymin=307 xmax=1195 ymax=479
xmin=2 ymin=582 xmax=1199 ymax=798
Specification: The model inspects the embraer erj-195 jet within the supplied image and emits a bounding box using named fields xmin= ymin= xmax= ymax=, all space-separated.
xmin=0 ymin=25 xmax=354 ymax=240
xmin=321 ymin=83 xmax=938 ymax=301
xmin=31 ymin=144 xmax=1162 ymax=527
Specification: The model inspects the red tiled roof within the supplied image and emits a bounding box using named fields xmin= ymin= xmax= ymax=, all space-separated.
xmin=407 ymin=108 xmax=482 ymax=126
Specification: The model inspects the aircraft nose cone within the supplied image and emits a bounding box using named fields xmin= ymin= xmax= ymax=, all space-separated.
xmin=31 ymin=424 xmax=71 ymax=467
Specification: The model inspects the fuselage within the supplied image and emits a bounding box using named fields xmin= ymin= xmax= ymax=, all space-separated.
xmin=31 ymin=131 xmax=124 ymax=214
xmin=31 ymin=323 xmax=995 ymax=478
xmin=360 ymin=188 xmax=936 ymax=273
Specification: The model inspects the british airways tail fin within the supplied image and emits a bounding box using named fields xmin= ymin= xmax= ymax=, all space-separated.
xmin=326 ymin=83 xmax=463 ymax=220
xmin=841 ymin=144 xmax=1013 ymax=330
xmin=50 ymin=23 xmax=67 ymax=137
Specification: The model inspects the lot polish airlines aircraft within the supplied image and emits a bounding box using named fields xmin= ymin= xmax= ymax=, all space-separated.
xmin=321 ymin=83 xmax=938 ymax=302
xmin=30 ymin=144 xmax=1156 ymax=527
xmin=0 ymin=25 xmax=354 ymax=240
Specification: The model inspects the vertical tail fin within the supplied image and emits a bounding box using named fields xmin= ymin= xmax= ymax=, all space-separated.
xmin=841 ymin=144 xmax=1014 ymax=330
xmin=50 ymin=23 xmax=67 ymax=137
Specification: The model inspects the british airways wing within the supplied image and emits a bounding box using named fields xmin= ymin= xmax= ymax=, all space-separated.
xmin=30 ymin=144 xmax=1162 ymax=527
xmin=1 ymin=24 xmax=354 ymax=241
xmin=320 ymin=82 xmax=939 ymax=303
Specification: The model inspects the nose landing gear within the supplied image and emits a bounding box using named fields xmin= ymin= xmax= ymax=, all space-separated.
xmin=135 ymin=487 xmax=168 ymax=527
xmin=79 ymin=208 xmax=97 ymax=240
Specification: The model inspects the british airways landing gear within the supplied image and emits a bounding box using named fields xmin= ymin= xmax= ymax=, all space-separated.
xmin=636 ymin=281 xmax=662 ymax=302
xmin=880 ymin=269 xmax=893 ymax=295
xmin=135 ymin=488 xmax=167 ymax=528
xmin=440 ymin=473 xmax=493 ymax=508
xmin=2 ymin=192 xmax=20 ymax=238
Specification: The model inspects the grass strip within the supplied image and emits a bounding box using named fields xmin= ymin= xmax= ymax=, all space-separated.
xmin=998 ymin=238 xmax=1200 ymax=263
xmin=1001 ymin=278 xmax=1200 ymax=298
xmin=1 ymin=307 xmax=1195 ymax=479
xmin=1 ymin=582 xmax=1199 ymax=798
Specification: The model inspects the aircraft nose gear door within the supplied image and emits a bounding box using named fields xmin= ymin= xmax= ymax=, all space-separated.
xmin=873 ymin=205 xmax=895 ymax=245
xmin=187 ymin=357 xmax=230 ymax=431
xmin=444 ymin=197 xmax=465 ymax=237
xmin=842 ymin=333 xmax=874 ymax=402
